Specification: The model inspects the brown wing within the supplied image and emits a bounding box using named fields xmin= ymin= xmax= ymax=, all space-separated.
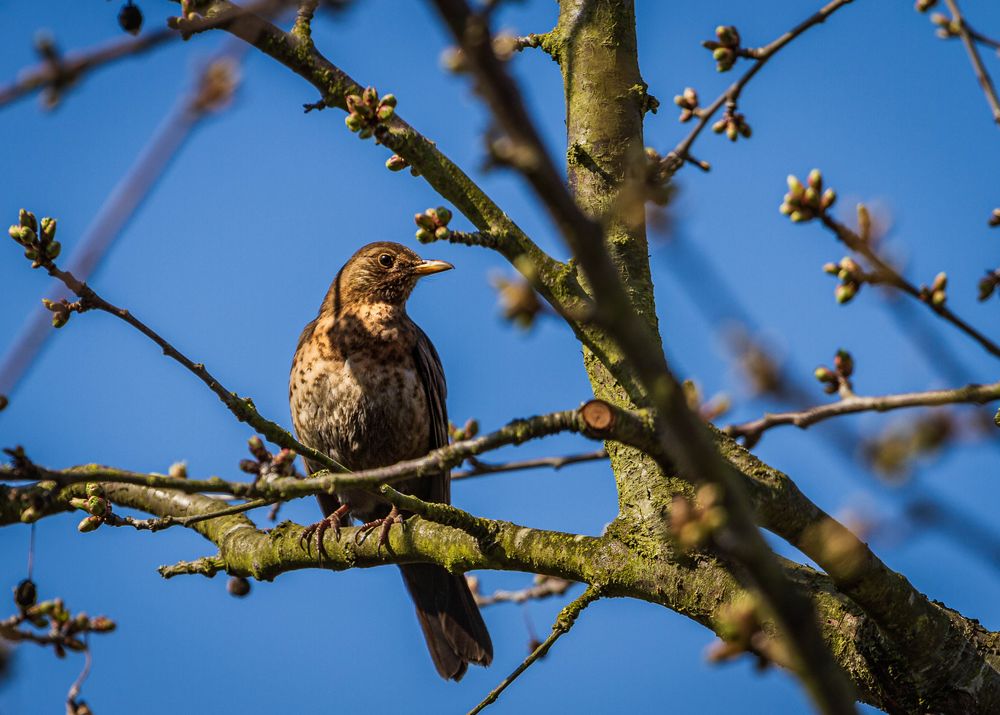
xmin=412 ymin=323 xmax=450 ymax=503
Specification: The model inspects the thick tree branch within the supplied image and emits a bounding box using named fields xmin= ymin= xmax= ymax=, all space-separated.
xmin=429 ymin=2 xmax=857 ymax=711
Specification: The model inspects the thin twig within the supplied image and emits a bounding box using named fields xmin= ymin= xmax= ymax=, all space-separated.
xmin=663 ymin=0 xmax=855 ymax=175
xmin=726 ymin=379 xmax=1000 ymax=447
xmin=944 ymin=0 xmax=1000 ymax=125
xmin=468 ymin=585 xmax=601 ymax=714
xmin=452 ymin=449 xmax=607 ymax=480
xmin=106 ymin=497 xmax=276 ymax=531
xmin=820 ymin=214 xmax=1000 ymax=360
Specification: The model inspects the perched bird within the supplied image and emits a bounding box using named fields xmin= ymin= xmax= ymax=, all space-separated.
xmin=289 ymin=241 xmax=493 ymax=680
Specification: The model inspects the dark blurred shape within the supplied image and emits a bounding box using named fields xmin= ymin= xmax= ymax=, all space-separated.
xmin=117 ymin=2 xmax=143 ymax=35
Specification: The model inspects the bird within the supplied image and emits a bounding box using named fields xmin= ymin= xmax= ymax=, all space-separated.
xmin=289 ymin=241 xmax=493 ymax=681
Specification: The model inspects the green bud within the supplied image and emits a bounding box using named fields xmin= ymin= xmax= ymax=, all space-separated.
xmin=786 ymin=175 xmax=804 ymax=198
xmin=932 ymin=271 xmax=947 ymax=291
xmin=415 ymin=213 xmax=436 ymax=231
xmin=822 ymin=262 xmax=839 ymax=274
xmin=803 ymin=187 xmax=818 ymax=206
xmin=712 ymin=118 xmax=727 ymax=133
xmin=51 ymin=313 xmax=68 ymax=328
xmin=40 ymin=217 xmax=56 ymax=242
xmin=835 ymin=283 xmax=857 ymax=304
xmin=716 ymin=25 xmax=739 ymax=46
xmin=345 ymin=113 xmax=363 ymax=131
xmin=385 ymin=155 xmax=408 ymax=171
xmin=344 ymin=94 xmax=362 ymax=111
xmin=78 ymin=515 xmax=102 ymax=533
xmin=89 ymin=615 xmax=116 ymax=632
xmin=807 ymin=168 xmax=823 ymax=190
xmin=726 ymin=123 xmax=737 ymax=141
xmin=814 ymin=367 xmax=835 ymax=382
xmin=779 ymin=202 xmax=793 ymax=216
xmin=931 ymin=289 xmax=946 ymax=307
xmin=362 ymin=86 xmax=379 ymax=107
xmin=790 ymin=210 xmax=808 ymax=223
xmin=435 ymin=207 xmax=452 ymax=225
xmin=20 ymin=506 xmax=41 ymax=523
xmin=434 ymin=226 xmax=450 ymax=239
xmin=45 ymin=241 xmax=61 ymax=259
xmin=415 ymin=227 xmax=433 ymax=242
xmin=821 ymin=188 xmax=836 ymax=210
xmin=379 ymin=93 xmax=397 ymax=109
xmin=86 ymin=496 xmax=108 ymax=516
xmin=19 ymin=209 xmax=37 ymax=231
xmin=376 ymin=104 xmax=395 ymax=121
xmin=86 ymin=483 xmax=105 ymax=498
xmin=358 ymin=126 xmax=373 ymax=140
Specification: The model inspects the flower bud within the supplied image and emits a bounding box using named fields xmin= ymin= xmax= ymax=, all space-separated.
xmin=227 ymin=576 xmax=251 ymax=597
xmin=19 ymin=209 xmax=37 ymax=231
xmin=345 ymin=113 xmax=363 ymax=132
xmin=434 ymin=207 xmax=452 ymax=225
xmin=807 ymin=168 xmax=822 ymax=190
xmin=87 ymin=496 xmax=108 ymax=516
xmin=78 ymin=515 xmax=102 ymax=533
xmin=379 ymin=93 xmax=397 ymax=109
xmin=415 ymin=228 xmax=433 ymax=242
xmin=434 ymin=226 xmax=451 ymax=239
xmin=86 ymin=482 xmax=105 ymax=498
xmin=385 ymin=154 xmax=408 ymax=171
xmin=362 ymin=87 xmax=378 ymax=107
xmin=821 ymin=188 xmax=836 ymax=210
xmin=835 ymin=283 xmax=857 ymax=304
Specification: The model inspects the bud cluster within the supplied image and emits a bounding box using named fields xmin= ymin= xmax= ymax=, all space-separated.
xmin=978 ymin=269 xmax=1000 ymax=302
xmin=414 ymin=206 xmax=453 ymax=242
xmin=712 ymin=109 xmax=751 ymax=142
xmin=930 ymin=11 xmax=961 ymax=38
xmin=238 ymin=435 xmax=296 ymax=482
xmin=814 ymin=348 xmax=854 ymax=395
xmin=670 ymin=484 xmax=728 ymax=549
xmin=702 ymin=25 xmax=742 ymax=72
xmin=780 ymin=170 xmax=836 ymax=223
xmin=344 ymin=87 xmax=396 ymax=140
xmin=9 ymin=579 xmax=116 ymax=660
xmin=70 ymin=483 xmax=111 ymax=533
xmin=919 ymin=271 xmax=948 ymax=307
xmin=673 ymin=87 xmax=700 ymax=123
xmin=8 ymin=209 xmax=61 ymax=269
xmin=822 ymin=256 xmax=867 ymax=304
xmin=708 ymin=593 xmax=778 ymax=668
xmin=448 ymin=418 xmax=480 ymax=442
xmin=41 ymin=297 xmax=83 ymax=329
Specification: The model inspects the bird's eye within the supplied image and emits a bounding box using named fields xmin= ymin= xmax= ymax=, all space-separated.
xmin=378 ymin=253 xmax=394 ymax=268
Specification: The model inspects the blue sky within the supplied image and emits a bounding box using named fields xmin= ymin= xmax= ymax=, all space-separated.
xmin=1 ymin=1 xmax=999 ymax=712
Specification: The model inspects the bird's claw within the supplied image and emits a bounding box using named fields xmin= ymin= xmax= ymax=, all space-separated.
xmin=300 ymin=503 xmax=350 ymax=560
xmin=354 ymin=506 xmax=403 ymax=552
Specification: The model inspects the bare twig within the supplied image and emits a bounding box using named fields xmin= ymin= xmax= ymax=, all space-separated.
xmin=105 ymin=497 xmax=275 ymax=532
xmin=452 ymin=449 xmax=607 ymax=480
xmin=726 ymin=380 xmax=1000 ymax=447
xmin=468 ymin=585 xmax=601 ymax=715
xmin=943 ymin=0 xmax=1000 ymax=125
xmin=663 ymin=0 xmax=855 ymax=176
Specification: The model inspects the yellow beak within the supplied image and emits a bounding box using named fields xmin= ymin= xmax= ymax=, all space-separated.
xmin=412 ymin=259 xmax=454 ymax=276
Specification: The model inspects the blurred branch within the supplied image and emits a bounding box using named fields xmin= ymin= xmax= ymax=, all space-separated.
xmin=0 ymin=28 xmax=173 ymax=110
xmin=661 ymin=0 xmax=855 ymax=176
xmin=942 ymin=0 xmax=1000 ymax=125
xmin=471 ymin=575 xmax=574 ymax=607
xmin=468 ymin=585 xmax=601 ymax=715
xmin=429 ymin=2 xmax=857 ymax=711
xmin=0 ymin=47 xmax=245 ymax=399
xmin=726 ymin=379 xmax=1000 ymax=447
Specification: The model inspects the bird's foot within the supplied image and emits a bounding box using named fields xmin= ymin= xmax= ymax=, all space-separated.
xmin=354 ymin=506 xmax=403 ymax=552
xmin=300 ymin=503 xmax=350 ymax=560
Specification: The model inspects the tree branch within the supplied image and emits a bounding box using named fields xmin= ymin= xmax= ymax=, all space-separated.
xmin=943 ymin=0 xmax=1000 ymax=125
xmin=726 ymin=379 xmax=1000 ymax=447
xmin=468 ymin=585 xmax=601 ymax=715
xmin=662 ymin=0 xmax=856 ymax=176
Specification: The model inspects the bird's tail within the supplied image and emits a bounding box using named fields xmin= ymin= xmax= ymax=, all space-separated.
xmin=399 ymin=563 xmax=493 ymax=681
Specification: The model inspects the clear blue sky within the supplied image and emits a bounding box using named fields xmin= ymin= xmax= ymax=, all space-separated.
xmin=2 ymin=1 xmax=999 ymax=713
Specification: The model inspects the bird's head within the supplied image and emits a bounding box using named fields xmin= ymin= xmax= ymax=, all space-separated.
xmin=330 ymin=241 xmax=453 ymax=309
